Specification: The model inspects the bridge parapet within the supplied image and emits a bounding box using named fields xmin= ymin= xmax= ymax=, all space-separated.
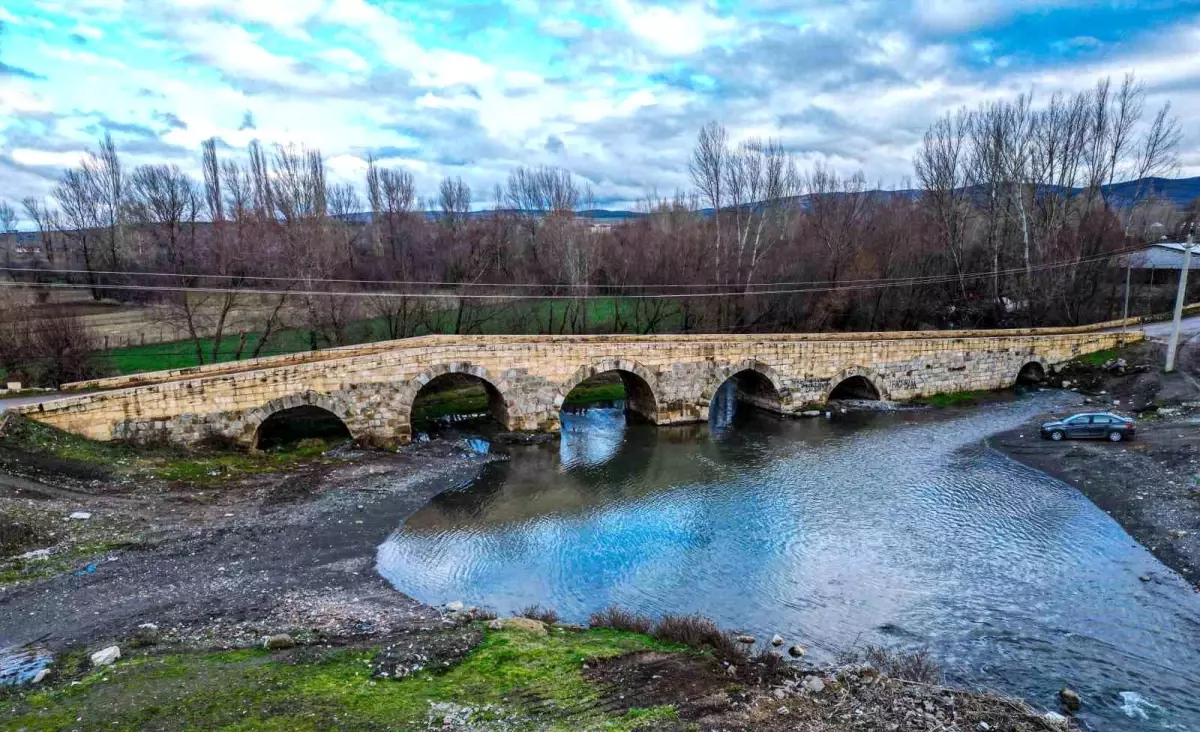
xmin=19 ymin=328 xmax=1138 ymax=447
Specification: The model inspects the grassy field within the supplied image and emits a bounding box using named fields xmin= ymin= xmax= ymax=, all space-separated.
xmin=0 ymin=627 xmax=680 ymax=731
xmin=80 ymin=298 xmax=684 ymax=378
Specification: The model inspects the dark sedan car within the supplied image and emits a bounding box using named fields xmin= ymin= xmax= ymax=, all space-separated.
xmin=1040 ymin=412 xmax=1135 ymax=442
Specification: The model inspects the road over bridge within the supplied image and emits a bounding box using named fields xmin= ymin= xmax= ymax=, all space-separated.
xmin=17 ymin=325 xmax=1137 ymax=447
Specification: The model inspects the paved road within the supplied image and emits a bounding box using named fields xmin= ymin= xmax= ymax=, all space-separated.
xmin=1140 ymin=314 xmax=1200 ymax=340
xmin=0 ymin=393 xmax=68 ymax=414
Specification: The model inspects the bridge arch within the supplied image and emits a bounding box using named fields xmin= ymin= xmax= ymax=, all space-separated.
xmin=825 ymin=365 xmax=889 ymax=402
xmin=556 ymin=359 xmax=660 ymax=423
xmin=699 ymin=360 xmax=788 ymax=416
xmin=1016 ymin=356 xmax=1049 ymax=385
xmin=399 ymin=362 xmax=514 ymax=430
xmin=247 ymin=391 xmax=357 ymax=449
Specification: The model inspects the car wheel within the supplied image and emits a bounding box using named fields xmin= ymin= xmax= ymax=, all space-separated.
xmin=1108 ymin=431 xmax=1123 ymax=442
xmin=1050 ymin=430 xmax=1065 ymax=441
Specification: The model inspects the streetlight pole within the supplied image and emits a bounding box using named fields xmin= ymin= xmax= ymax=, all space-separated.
xmin=1165 ymin=224 xmax=1195 ymax=373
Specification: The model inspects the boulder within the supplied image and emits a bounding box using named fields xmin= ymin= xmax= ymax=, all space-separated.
xmin=736 ymin=634 xmax=756 ymax=644
xmin=787 ymin=645 xmax=807 ymax=658
xmin=1042 ymin=711 xmax=1070 ymax=729
xmin=1059 ymin=687 xmax=1082 ymax=711
xmin=263 ymin=634 xmax=296 ymax=650
xmin=90 ymin=646 xmax=120 ymax=667
xmin=802 ymin=676 xmax=826 ymax=694
xmin=486 ymin=617 xmax=548 ymax=635
xmin=771 ymin=634 xmax=784 ymax=646
xmin=445 ymin=601 xmax=465 ymax=612
xmin=69 ymin=512 xmax=92 ymax=521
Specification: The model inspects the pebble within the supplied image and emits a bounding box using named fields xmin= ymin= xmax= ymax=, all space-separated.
xmin=31 ymin=669 xmax=49 ymax=684
xmin=777 ymin=706 xmax=789 ymax=715
xmin=69 ymin=511 xmax=92 ymax=520
xmin=736 ymin=634 xmax=755 ymax=644
xmin=90 ymin=646 xmax=120 ymax=667
xmin=1140 ymin=575 xmax=1152 ymax=582
xmin=802 ymin=676 xmax=826 ymax=694
xmin=263 ymin=634 xmax=296 ymax=650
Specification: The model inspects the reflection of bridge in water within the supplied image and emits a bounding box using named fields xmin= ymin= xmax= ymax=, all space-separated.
xmin=18 ymin=325 xmax=1133 ymax=447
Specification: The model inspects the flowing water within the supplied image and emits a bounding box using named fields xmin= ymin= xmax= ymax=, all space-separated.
xmin=378 ymin=389 xmax=1200 ymax=731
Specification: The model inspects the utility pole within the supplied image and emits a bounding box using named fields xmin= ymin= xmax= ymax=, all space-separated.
xmin=1121 ymin=255 xmax=1132 ymax=342
xmin=1165 ymin=224 xmax=1195 ymax=373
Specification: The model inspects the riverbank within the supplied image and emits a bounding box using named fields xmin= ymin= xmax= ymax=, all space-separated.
xmin=0 ymin=417 xmax=1082 ymax=729
xmin=989 ymin=337 xmax=1200 ymax=585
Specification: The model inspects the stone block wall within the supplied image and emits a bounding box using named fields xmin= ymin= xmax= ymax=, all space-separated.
xmin=19 ymin=329 xmax=1136 ymax=447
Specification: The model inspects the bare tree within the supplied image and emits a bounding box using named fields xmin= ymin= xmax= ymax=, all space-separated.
xmin=53 ymin=167 xmax=103 ymax=300
xmin=0 ymin=201 xmax=15 ymax=233
xmin=90 ymin=133 xmax=126 ymax=270
xmin=439 ymin=176 xmax=472 ymax=223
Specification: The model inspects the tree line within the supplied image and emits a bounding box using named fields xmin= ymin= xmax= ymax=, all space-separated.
xmin=1 ymin=72 xmax=1196 ymax=384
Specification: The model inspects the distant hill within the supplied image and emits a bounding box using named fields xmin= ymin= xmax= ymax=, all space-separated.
xmin=329 ymin=176 xmax=1199 ymax=224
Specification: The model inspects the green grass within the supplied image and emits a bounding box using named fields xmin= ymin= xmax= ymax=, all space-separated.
xmin=563 ymin=383 xmax=626 ymax=405
xmin=1073 ymin=347 xmax=1120 ymax=366
xmin=1 ymin=627 xmax=681 ymax=731
xmin=86 ymin=298 xmax=685 ymax=378
xmin=915 ymin=390 xmax=994 ymax=408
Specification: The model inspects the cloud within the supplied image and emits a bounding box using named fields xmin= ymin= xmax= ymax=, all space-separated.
xmin=153 ymin=110 xmax=188 ymax=130
xmin=0 ymin=62 xmax=46 ymax=80
xmin=610 ymin=0 xmax=735 ymax=56
xmin=2 ymin=0 xmax=1200 ymax=212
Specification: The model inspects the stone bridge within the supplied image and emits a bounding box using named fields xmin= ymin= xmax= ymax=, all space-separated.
xmin=18 ymin=325 xmax=1136 ymax=447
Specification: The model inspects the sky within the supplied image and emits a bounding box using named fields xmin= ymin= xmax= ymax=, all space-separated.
xmin=2 ymin=0 xmax=1200 ymax=219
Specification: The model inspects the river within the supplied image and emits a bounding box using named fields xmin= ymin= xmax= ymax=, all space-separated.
xmin=378 ymin=389 xmax=1200 ymax=731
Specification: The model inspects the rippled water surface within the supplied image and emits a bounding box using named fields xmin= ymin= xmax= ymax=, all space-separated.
xmin=379 ymin=392 xmax=1200 ymax=731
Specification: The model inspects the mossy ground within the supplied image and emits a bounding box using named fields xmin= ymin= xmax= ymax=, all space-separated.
xmin=0 ymin=414 xmax=346 ymax=485
xmin=1072 ymin=347 xmax=1121 ymax=366
xmin=914 ymin=390 xmax=997 ymax=408
xmin=1 ymin=628 xmax=682 ymax=731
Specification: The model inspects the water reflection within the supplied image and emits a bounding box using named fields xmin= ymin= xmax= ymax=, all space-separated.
xmin=378 ymin=394 xmax=1200 ymax=731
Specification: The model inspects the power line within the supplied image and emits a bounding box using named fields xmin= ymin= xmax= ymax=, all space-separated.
xmin=0 ymin=244 xmax=1143 ymax=298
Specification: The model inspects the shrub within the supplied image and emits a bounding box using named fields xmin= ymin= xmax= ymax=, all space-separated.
xmin=516 ymin=604 xmax=559 ymax=624
xmin=652 ymin=614 xmax=744 ymax=663
xmin=588 ymin=606 xmax=654 ymax=635
xmin=863 ymin=645 xmax=940 ymax=684
xmin=748 ymin=650 xmax=791 ymax=683
xmin=33 ymin=313 xmax=110 ymax=386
